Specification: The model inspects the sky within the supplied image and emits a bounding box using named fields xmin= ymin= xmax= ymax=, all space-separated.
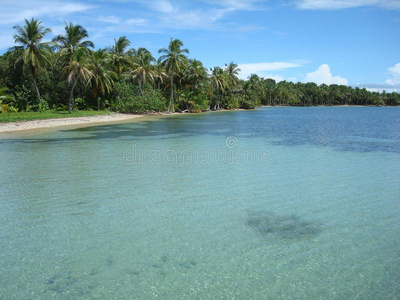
xmin=0 ymin=0 xmax=399 ymax=91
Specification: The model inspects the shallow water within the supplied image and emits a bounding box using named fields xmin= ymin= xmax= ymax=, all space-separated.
xmin=1 ymin=107 xmax=399 ymax=299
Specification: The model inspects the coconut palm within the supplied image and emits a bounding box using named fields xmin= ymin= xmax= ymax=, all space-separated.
xmin=158 ymin=38 xmax=189 ymax=111
xmin=224 ymin=62 xmax=240 ymax=87
xmin=12 ymin=18 xmax=52 ymax=109
xmin=53 ymin=22 xmax=94 ymax=62
xmin=187 ymin=59 xmax=207 ymax=89
xmin=109 ymin=36 xmax=131 ymax=79
xmin=88 ymin=49 xmax=117 ymax=110
xmin=63 ymin=48 xmax=93 ymax=113
xmin=153 ymin=58 xmax=167 ymax=90
xmin=128 ymin=48 xmax=155 ymax=95
xmin=210 ymin=66 xmax=227 ymax=109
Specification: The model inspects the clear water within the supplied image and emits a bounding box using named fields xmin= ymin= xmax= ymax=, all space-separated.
xmin=1 ymin=107 xmax=399 ymax=299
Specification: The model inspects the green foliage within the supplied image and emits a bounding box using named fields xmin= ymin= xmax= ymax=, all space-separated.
xmin=188 ymin=93 xmax=209 ymax=112
xmin=113 ymin=93 xmax=166 ymax=114
xmin=39 ymin=99 xmax=49 ymax=112
xmin=112 ymin=83 xmax=166 ymax=113
xmin=224 ymin=95 xmax=240 ymax=110
xmin=14 ymin=84 xmax=35 ymax=111
xmin=0 ymin=101 xmax=19 ymax=113
xmin=239 ymin=97 xmax=257 ymax=109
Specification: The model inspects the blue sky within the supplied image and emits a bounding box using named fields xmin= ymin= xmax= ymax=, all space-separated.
xmin=0 ymin=0 xmax=399 ymax=91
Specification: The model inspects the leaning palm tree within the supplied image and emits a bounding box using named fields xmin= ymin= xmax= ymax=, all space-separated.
xmin=109 ymin=36 xmax=131 ymax=79
xmin=129 ymin=49 xmax=155 ymax=95
xmin=158 ymin=38 xmax=189 ymax=111
xmin=12 ymin=18 xmax=52 ymax=109
xmin=88 ymin=49 xmax=117 ymax=110
xmin=225 ymin=62 xmax=241 ymax=88
xmin=53 ymin=22 xmax=94 ymax=62
xmin=63 ymin=48 xmax=93 ymax=113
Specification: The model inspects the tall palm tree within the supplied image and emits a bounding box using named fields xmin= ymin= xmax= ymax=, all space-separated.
xmin=109 ymin=36 xmax=131 ymax=79
xmin=158 ymin=38 xmax=189 ymax=111
xmin=210 ymin=66 xmax=227 ymax=110
xmin=53 ymin=22 xmax=94 ymax=62
xmin=88 ymin=49 xmax=117 ymax=110
xmin=12 ymin=18 xmax=52 ymax=109
xmin=63 ymin=48 xmax=93 ymax=113
xmin=129 ymin=48 xmax=155 ymax=95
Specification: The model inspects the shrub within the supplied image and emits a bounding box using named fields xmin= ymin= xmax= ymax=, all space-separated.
xmin=112 ymin=89 xmax=166 ymax=113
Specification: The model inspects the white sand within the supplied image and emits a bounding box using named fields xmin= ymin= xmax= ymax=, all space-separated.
xmin=0 ymin=113 xmax=147 ymax=134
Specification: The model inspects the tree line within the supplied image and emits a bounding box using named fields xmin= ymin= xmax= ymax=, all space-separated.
xmin=0 ymin=18 xmax=398 ymax=114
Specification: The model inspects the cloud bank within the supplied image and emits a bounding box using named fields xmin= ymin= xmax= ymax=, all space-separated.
xmin=304 ymin=64 xmax=348 ymax=85
xmin=238 ymin=62 xmax=302 ymax=80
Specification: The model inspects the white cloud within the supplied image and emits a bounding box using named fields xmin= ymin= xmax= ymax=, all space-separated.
xmin=385 ymin=63 xmax=400 ymax=85
xmin=0 ymin=1 xmax=92 ymax=50
xmin=154 ymin=0 xmax=175 ymax=13
xmin=296 ymin=0 xmax=400 ymax=10
xmin=203 ymin=0 xmax=267 ymax=11
xmin=238 ymin=62 xmax=302 ymax=79
xmin=97 ymin=15 xmax=121 ymax=24
xmin=0 ymin=1 xmax=92 ymax=25
xmin=304 ymin=64 xmax=348 ymax=85
xmin=125 ymin=18 xmax=148 ymax=26
xmin=263 ymin=74 xmax=285 ymax=82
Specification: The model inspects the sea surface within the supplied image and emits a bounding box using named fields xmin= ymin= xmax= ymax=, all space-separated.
xmin=0 ymin=107 xmax=399 ymax=299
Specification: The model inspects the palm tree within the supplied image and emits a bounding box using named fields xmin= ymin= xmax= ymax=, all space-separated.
xmin=53 ymin=22 xmax=94 ymax=62
xmin=63 ymin=48 xmax=93 ymax=113
xmin=188 ymin=59 xmax=207 ymax=89
xmin=224 ymin=62 xmax=240 ymax=87
xmin=12 ymin=18 xmax=52 ymax=109
xmin=158 ymin=38 xmax=189 ymax=111
xmin=129 ymin=48 xmax=155 ymax=95
xmin=0 ymin=87 xmax=17 ymax=112
xmin=88 ymin=49 xmax=117 ymax=110
xmin=153 ymin=58 xmax=167 ymax=90
xmin=210 ymin=66 xmax=227 ymax=109
xmin=109 ymin=36 xmax=131 ymax=79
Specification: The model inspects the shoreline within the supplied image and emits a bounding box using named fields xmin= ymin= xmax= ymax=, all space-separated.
xmin=1 ymin=105 xmax=389 ymax=135
xmin=0 ymin=113 xmax=158 ymax=135
xmin=0 ymin=109 xmax=245 ymax=135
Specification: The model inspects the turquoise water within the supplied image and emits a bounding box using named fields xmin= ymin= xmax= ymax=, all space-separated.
xmin=1 ymin=107 xmax=399 ymax=299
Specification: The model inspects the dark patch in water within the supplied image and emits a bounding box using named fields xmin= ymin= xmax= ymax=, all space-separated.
xmin=123 ymin=268 xmax=140 ymax=275
xmin=89 ymin=268 xmax=100 ymax=276
xmin=152 ymin=264 xmax=162 ymax=268
xmin=246 ymin=211 xmax=322 ymax=240
xmin=161 ymin=254 xmax=168 ymax=264
xmin=106 ymin=257 xmax=114 ymax=267
xmin=178 ymin=259 xmax=197 ymax=269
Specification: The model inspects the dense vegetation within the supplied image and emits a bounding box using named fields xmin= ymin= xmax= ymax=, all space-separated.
xmin=0 ymin=18 xmax=398 ymax=116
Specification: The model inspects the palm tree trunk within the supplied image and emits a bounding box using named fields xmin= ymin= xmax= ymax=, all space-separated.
xmin=139 ymin=81 xmax=144 ymax=96
xmin=69 ymin=79 xmax=78 ymax=114
xmin=31 ymin=66 xmax=41 ymax=111
xmin=169 ymin=69 xmax=174 ymax=112
xmin=97 ymin=97 xmax=100 ymax=111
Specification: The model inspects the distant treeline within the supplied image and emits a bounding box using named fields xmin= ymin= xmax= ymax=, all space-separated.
xmin=0 ymin=18 xmax=398 ymax=114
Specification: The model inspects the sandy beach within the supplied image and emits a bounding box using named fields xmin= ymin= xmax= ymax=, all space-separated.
xmin=0 ymin=113 xmax=148 ymax=134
